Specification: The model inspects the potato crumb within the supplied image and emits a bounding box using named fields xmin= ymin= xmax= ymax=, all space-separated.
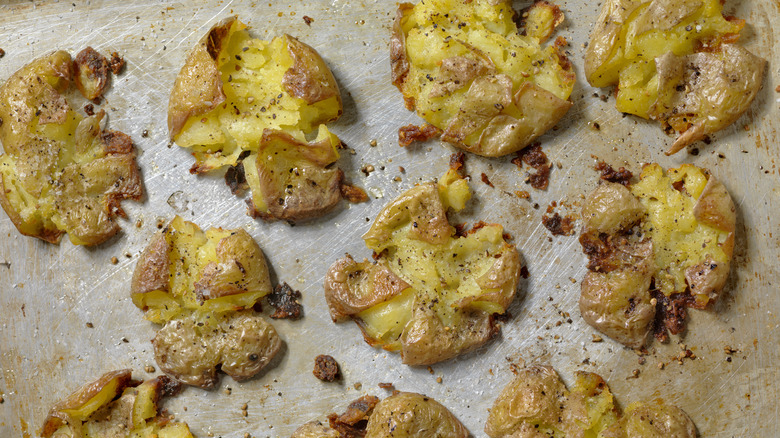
xmin=144 ymin=365 xmax=155 ymax=373
xmin=436 ymin=376 xmax=443 ymax=384
xmin=353 ymin=382 xmax=362 ymax=390
xmin=370 ymin=139 xmax=378 ymax=147
xmin=592 ymin=334 xmax=603 ymax=342
xmin=110 ymin=256 xmax=118 ymax=265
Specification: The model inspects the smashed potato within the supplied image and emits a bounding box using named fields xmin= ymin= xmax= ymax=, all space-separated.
xmin=486 ymin=365 xmax=695 ymax=438
xmin=131 ymin=216 xmax=281 ymax=388
xmin=325 ymin=169 xmax=521 ymax=365
xmin=585 ymin=0 xmax=766 ymax=154
xmin=292 ymin=392 xmax=468 ymax=438
xmin=168 ymin=16 xmax=352 ymax=221
xmin=0 ymin=51 xmax=142 ymax=245
xmin=41 ymin=369 xmax=193 ymax=438
xmin=391 ymin=0 xmax=575 ymax=157
xmin=579 ymin=164 xmax=735 ymax=347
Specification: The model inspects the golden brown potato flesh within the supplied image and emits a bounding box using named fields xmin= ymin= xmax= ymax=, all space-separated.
xmin=73 ymin=47 xmax=110 ymax=100
xmin=291 ymin=392 xmax=468 ymax=438
xmin=131 ymin=216 xmax=281 ymax=388
xmin=486 ymin=366 xmax=694 ymax=438
xmin=41 ymin=370 xmax=193 ymax=438
xmin=168 ymin=16 xmax=349 ymax=221
xmin=579 ymin=164 xmax=735 ymax=347
xmin=584 ymin=0 xmax=766 ymax=153
xmin=0 ymin=51 xmax=142 ymax=245
xmin=392 ymin=0 xmax=574 ymax=156
xmin=324 ymin=169 xmax=521 ymax=365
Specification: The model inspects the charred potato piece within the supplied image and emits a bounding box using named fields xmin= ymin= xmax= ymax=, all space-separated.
xmin=168 ymin=16 xmax=349 ymax=221
xmin=325 ymin=169 xmax=521 ymax=365
xmin=292 ymin=392 xmax=468 ymax=438
xmin=41 ymin=370 xmax=193 ymax=438
xmin=579 ymin=164 xmax=735 ymax=347
xmin=585 ymin=0 xmax=766 ymax=154
xmin=486 ymin=366 xmax=694 ymax=438
xmin=392 ymin=0 xmax=574 ymax=157
xmin=0 ymin=51 xmax=142 ymax=245
xmin=131 ymin=216 xmax=281 ymax=388
xmin=485 ymin=366 xmax=618 ymax=437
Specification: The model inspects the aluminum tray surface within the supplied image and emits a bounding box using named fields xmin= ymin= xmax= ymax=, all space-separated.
xmin=0 ymin=1 xmax=778 ymax=437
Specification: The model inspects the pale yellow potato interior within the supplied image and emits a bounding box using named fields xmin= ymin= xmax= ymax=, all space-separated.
xmin=133 ymin=216 xmax=270 ymax=324
xmin=631 ymin=164 xmax=730 ymax=296
xmin=173 ymin=22 xmax=341 ymax=171
xmin=590 ymin=0 xmax=741 ymax=117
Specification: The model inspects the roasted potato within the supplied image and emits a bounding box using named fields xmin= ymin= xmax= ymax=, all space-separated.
xmin=0 ymin=51 xmax=142 ymax=245
xmin=168 ymin=16 xmax=352 ymax=221
xmin=325 ymin=169 xmax=521 ymax=365
xmin=131 ymin=216 xmax=281 ymax=388
xmin=41 ymin=369 xmax=193 ymax=438
xmin=486 ymin=365 xmax=695 ymax=438
xmin=585 ymin=0 xmax=766 ymax=154
xmin=579 ymin=164 xmax=735 ymax=347
xmin=391 ymin=0 xmax=575 ymax=157
xmin=291 ymin=392 xmax=468 ymax=438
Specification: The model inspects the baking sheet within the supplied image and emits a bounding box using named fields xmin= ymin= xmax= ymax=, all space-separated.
xmin=0 ymin=0 xmax=778 ymax=436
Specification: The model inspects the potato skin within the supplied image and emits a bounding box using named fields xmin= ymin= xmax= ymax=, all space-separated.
xmin=167 ymin=16 xmax=235 ymax=139
xmin=41 ymin=369 xmax=133 ymax=438
xmin=364 ymin=392 xmax=469 ymax=438
xmin=153 ymin=311 xmax=281 ymax=388
xmin=282 ymin=35 xmax=342 ymax=108
xmin=0 ymin=52 xmax=142 ymax=245
xmin=601 ymin=402 xmax=696 ymax=438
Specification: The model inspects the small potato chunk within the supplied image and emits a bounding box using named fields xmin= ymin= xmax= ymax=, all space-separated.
xmin=41 ymin=370 xmax=193 ymax=438
xmin=292 ymin=392 xmax=467 ymax=438
xmin=486 ymin=366 xmax=694 ymax=437
xmin=0 ymin=51 xmax=142 ymax=245
xmin=579 ymin=164 xmax=736 ymax=347
xmin=601 ymin=402 xmax=697 ymax=438
xmin=584 ymin=0 xmax=766 ymax=153
xmin=168 ymin=16 xmax=352 ymax=221
xmin=392 ymin=0 xmax=574 ymax=156
xmin=131 ymin=216 xmax=281 ymax=388
xmin=73 ymin=47 xmax=110 ymax=100
xmin=325 ymin=169 xmax=521 ymax=365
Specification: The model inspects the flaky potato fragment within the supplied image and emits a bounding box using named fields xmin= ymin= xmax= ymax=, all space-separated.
xmin=41 ymin=369 xmax=193 ymax=438
xmin=292 ymin=392 xmax=468 ymax=438
xmin=325 ymin=169 xmax=521 ymax=365
xmin=131 ymin=216 xmax=281 ymax=388
xmin=579 ymin=164 xmax=735 ymax=347
xmin=585 ymin=0 xmax=766 ymax=154
xmin=392 ymin=0 xmax=574 ymax=157
xmin=0 ymin=51 xmax=142 ymax=245
xmin=486 ymin=365 xmax=695 ymax=438
xmin=168 ymin=16 xmax=354 ymax=221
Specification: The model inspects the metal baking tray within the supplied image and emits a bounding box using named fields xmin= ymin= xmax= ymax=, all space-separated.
xmin=1 ymin=1 xmax=777 ymax=436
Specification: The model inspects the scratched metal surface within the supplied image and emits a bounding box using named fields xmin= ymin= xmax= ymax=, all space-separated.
xmin=0 ymin=0 xmax=778 ymax=437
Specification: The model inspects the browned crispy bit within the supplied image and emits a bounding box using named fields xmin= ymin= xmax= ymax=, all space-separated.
xmin=225 ymin=163 xmax=248 ymax=195
xmin=595 ymin=161 xmax=633 ymax=186
xmin=398 ymin=123 xmax=442 ymax=147
xmin=378 ymin=382 xmax=394 ymax=390
xmin=327 ymin=395 xmax=380 ymax=437
xmin=513 ymin=144 xmax=551 ymax=190
xmin=84 ymin=103 xmax=95 ymax=116
xmin=101 ymin=130 xmax=134 ymax=155
xmin=449 ymin=151 xmax=466 ymax=172
xmin=303 ymin=16 xmax=314 ymax=26
xmin=313 ymin=355 xmax=341 ymax=382
xmin=268 ymin=282 xmax=303 ymax=320
xmin=652 ymin=289 xmax=695 ymax=342
xmin=542 ymin=212 xmax=575 ymax=236
xmin=341 ymin=183 xmax=369 ymax=203
xmin=109 ymin=51 xmax=126 ymax=74
xmin=481 ymin=173 xmax=495 ymax=188
xmin=74 ymin=47 xmax=111 ymax=100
